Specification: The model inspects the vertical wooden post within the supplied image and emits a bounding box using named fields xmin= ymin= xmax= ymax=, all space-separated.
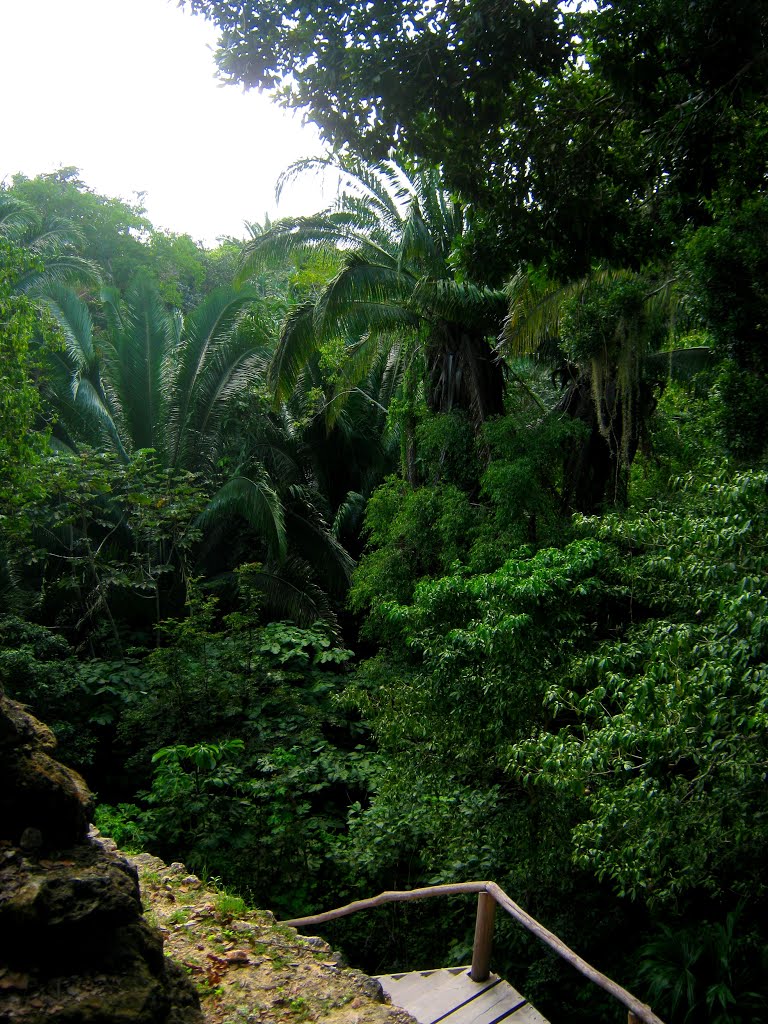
xmin=470 ymin=892 xmax=496 ymax=982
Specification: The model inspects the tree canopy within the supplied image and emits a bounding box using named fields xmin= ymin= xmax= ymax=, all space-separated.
xmin=185 ymin=0 xmax=768 ymax=277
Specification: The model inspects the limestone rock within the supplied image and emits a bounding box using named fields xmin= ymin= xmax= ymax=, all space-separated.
xmin=0 ymin=695 xmax=92 ymax=851
xmin=0 ymin=688 xmax=202 ymax=1024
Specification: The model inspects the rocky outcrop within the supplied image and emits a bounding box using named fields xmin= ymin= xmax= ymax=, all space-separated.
xmin=130 ymin=853 xmax=416 ymax=1024
xmin=0 ymin=688 xmax=202 ymax=1024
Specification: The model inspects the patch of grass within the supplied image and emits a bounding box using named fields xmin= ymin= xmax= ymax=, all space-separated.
xmin=215 ymin=892 xmax=248 ymax=918
xmin=167 ymin=908 xmax=191 ymax=925
xmin=269 ymin=952 xmax=292 ymax=970
xmin=143 ymin=908 xmax=160 ymax=929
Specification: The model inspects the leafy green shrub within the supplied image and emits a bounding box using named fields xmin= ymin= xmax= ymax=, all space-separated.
xmin=414 ymin=412 xmax=479 ymax=491
xmin=514 ymin=466 xmax=768 ymax=905
xmin=0 ymin=616 xmax=139 ymax=770
xmin=474 ymin=412 xmax=582 ymax=557
xmin=681 ymin=197 xmax=768 ymax=455
xmin=561 ymin=276 xmax=666 ymax=365
xmin=344 ymin=461 xmax=768 ymax=1018
xmin=349 ymin=477 xmax=477 ymax=631
xmin=93 ymin=802 xmax=148 ymax=852
xmin=110 ymin=581 xmax=377 ymax=915
xmin=638 ymin=906 xmax=768 ymax=1024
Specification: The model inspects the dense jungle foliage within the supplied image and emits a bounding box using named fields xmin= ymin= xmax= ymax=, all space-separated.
xmin=2 ymin=2 xmax=768 ymax=1020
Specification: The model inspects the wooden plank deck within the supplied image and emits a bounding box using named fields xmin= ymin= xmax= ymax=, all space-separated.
xmin=375 ymin=968 xmax=549 ymax=1024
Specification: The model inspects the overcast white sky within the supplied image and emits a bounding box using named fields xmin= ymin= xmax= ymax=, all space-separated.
xmin=0 ymin=0 xmax=329 ymax=245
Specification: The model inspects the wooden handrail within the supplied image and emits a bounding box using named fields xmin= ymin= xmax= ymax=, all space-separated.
xmin=281 ymin=880 xmax=666 ymax=1024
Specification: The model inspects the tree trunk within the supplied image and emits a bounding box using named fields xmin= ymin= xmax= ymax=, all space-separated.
xmin=558 ymin=372 xmax=625 ymax=514
xmin=427 ymin=327 xmax=505 ymax=425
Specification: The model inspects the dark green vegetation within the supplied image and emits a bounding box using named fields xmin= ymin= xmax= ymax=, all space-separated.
xmin=3 ymin=4 xmax=768 ymax=1019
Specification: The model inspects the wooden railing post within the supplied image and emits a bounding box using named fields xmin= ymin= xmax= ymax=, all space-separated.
xmin=470 ymin=891 xmax=496 ymax=982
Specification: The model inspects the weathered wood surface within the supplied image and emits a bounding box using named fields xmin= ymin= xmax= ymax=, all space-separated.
xmin=376 ymin=968 xmax=548 ymax=1024
xmin=282 ymin=882 xmax=487 ymax=927
xmin=470 ymin=892 xmax=496 ymax=982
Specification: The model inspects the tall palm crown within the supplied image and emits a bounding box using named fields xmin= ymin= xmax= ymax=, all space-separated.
xmin=46 ymin=272 xmax=272 ymax=473
xmin=239 ymin=157 xmax=507 ymax=428
xmin=41 ymin=276 xmax=356 ymax=623
xmin=500 ymin=267 xmax=703 ymax=510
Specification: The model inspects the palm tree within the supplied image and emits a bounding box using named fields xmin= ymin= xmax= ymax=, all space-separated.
xmin=500 ymin=267 xmax=709 ymax=511
xmin=44 ymin=272 xmax=269 ymax=466
xmin=42 ymin=275 xmax=356 ymax=625
xmin=0 ymin=192 xmax=99 ymax=294
xmin=239 ymin=157 xmax=507 ymax=441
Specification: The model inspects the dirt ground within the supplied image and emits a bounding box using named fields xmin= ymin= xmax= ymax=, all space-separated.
xmin=128 ymin=851 xmax=415 ymax=1024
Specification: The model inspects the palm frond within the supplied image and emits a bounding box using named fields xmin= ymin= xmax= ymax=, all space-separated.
xmin=240 ymin=557 xmax=337 ymax=626
xmin=645 ymin=346 xmax=714 ymax=381
xmin=15 ymin=253 xmax=101 ymax=294
xmin=35 ymin=284 xmax=128 ymax=458
xmin=285 ymin=507 xmax=356 ymax=591
xmin=237 ymin=206 xmax=401 ymax=285
xmin=279 ymin=155 xmax=410 ymax=227
xmin=0 ymin=193 xmax=37 ymax=239
xmin=165 ymin=287 xmax=265 ymax=467
xmin=500 ymin=270 xmax=573 ymax=356
xmin=275 ymin=156 xmax=341 ymax=206
xmin=102 ymin=273 xmax=175 ymax=453
xmin=318 ymin=333 xmax=405 ymax=430
xmin=40 ymin=283 xmax=98 ymax=370
xmin=71 ymin=378 xmax=129 ymax=461
xmin=412 ymin=277 xmax=506 ymax=329
xmin=315 ymin=255 xmax=414 ymax=324
xmin=248 ymin=435 xmax=304 ymax=482
xmin=400 ymin=198 xmax=438 ymax=272
xmin=198 ymin=475 xmax=287 ymax=562
xmin=332 ymin=490 xmax=367 ymax=538
xmin=269 ymin=301 xmax=321 ymax=404
xmin=181 ymin=332 xmax=272 ymax=473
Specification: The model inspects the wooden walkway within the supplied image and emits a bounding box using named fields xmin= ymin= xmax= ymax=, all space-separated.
xmin=376 ymin=967 xmax=549 ymax=1024
xmin=284 ymin=881 xmax=664 ymax=1024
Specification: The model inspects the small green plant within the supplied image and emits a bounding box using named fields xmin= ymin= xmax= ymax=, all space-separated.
xmin=289 ymin=996 xmax=310 ymax=1019
xmin=638 ymin=905 xmax=768 ymax=1024
xmin=143 ymin=908 xmax=160 ymax=929
xmin=166 ymin=908 xmax=190 ymax=925
xmin=214 ymin=892 xmax=248 ymax=918
xmin=93 ymin=802 xmax=147 ymax=851
xmin=197 ymin=979 xmax=224 ymax=999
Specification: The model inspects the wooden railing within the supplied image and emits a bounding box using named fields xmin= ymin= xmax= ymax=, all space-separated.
xmin=281 ymin=880 xmax=666 ymax=1024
